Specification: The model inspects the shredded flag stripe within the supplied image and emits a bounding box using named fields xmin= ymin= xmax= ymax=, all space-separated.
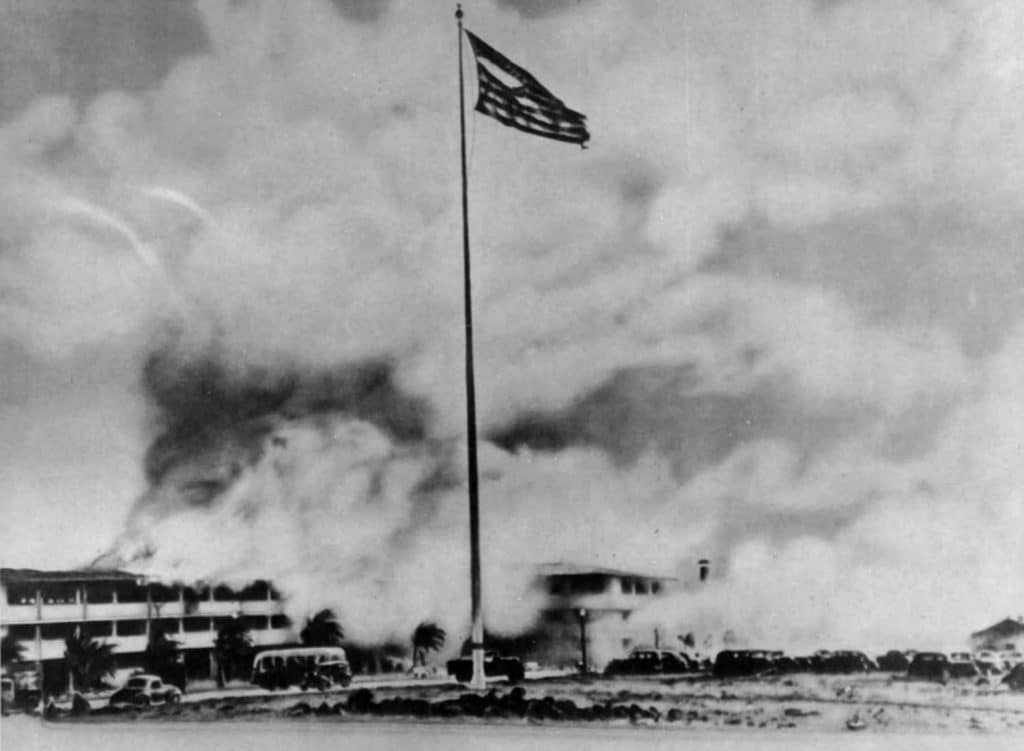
xmin=466 ymin=30 xmax=590 ymax=147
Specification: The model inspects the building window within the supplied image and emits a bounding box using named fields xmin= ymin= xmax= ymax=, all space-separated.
xmin=114 ymin=582 xmax=147 ymax=603
xmin=85 ymin=583 xmax=115 ymax=604
xmin=212 ymin=585 xmax=238 ymax=601
xmin=116 ymin=620 xmax=147 ymax=636
xmin=270 ymin=614 xmax=292 ymax=629
xmin=571 ymin=575 xmax=606 ymax=595
xmin=149 ymin=583 xmax=179 ymax=603
xmin=40 ymin=622 xmax=74 ymax=640
xmin=183 ymin=617 xmax=212 ymax=633
xmin=182 ymin=586 xmax=210 ymax=614
xmin=7 ymin=624 xmax=36 ymax=640
xmin=41 ymin=583 xmax=77 ymax=605
xmin=212 ymin=616 xmax=235 ymax=631
xmin=241 ymin=615 xmax=268 ymax=631
xmin=635 ymin=580 xmax=649 ymax=595
xmin=238 ymin=581 xmax=269 ymax=601
xmin=547 ymin=578 xmax=565 ymax=596
xmin=82 ymin=622 xmax=113 ymax=639
xmin=5 ymin=584 xmax=37 ymax=605
xmin=651 ymin=581 xmax=662 ymax=595
xmin=620 ymin=578 xmax=634 ymax=594
xmin=152 ymin=618 xmax=180 ymax=635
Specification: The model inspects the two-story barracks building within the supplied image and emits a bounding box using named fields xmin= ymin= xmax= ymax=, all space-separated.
xmin=0 ymin=567 xmax=293 ymax=688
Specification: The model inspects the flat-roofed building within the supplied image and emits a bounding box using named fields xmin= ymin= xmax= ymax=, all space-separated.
xmin=1 ymin=568 xmax=293 ymax=690
xmin=529 ymin=562 xmax=677 ymax=670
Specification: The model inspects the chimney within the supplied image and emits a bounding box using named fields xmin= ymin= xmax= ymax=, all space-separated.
xmin=698 ymin=558 xmax=710 ymax=583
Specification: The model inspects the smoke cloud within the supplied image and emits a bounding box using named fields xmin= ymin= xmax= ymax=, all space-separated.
xmin=2 ymin=0 xmax=1024 ymax=651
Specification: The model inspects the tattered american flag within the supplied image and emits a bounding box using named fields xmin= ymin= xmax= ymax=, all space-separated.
xmin=465 ymin=30 xmax=590 ymax=148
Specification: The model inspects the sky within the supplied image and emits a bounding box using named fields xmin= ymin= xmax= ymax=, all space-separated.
xmin=1 ymin=0 xmax=1023 ymax=650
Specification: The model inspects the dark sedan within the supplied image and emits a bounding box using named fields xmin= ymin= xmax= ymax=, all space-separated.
xmin=109 ymin=674 xmax=182 ymax=708
xmin=907 ymin=652 xmax=952 ymax=682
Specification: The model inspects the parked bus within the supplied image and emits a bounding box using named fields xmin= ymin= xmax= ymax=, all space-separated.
xmin=251 ymin=647 xmax=352 ymax=690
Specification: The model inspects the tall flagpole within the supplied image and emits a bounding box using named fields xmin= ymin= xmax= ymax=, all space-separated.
xmin=456 ymin=3 xmax=486 ymax=691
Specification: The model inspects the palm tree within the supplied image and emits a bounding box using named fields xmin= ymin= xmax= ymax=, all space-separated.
xmin=300 ymin=609 xmax=344 ymax=647
xmin=411 ymin=621 xmax=446 ymax=667
xmin=213 ymin=617 xmax=253 ymax=687
xmin=145 ymin=627 xmax=183 ymax=688
xmin=1 ymin=632 xmax=27 ymax=669
xmin=64 ymin=628 xmax=116 ymax=693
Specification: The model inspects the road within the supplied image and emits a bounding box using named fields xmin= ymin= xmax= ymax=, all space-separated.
xmin=4 ymin=715 xmax=1020 ymax=751
xmin=76 ymin=668 xmax=572 ymax=710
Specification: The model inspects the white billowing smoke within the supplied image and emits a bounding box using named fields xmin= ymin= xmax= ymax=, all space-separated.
xmin=3 ymin=0 xmax=1024 ymax=652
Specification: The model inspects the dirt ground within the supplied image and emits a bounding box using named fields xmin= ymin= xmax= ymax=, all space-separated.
xmin=50 ymin=672 xmax=1024 ymax=734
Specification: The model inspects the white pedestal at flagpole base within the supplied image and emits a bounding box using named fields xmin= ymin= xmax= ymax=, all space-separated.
xmin=470 ymin=647 xmax=486 ymax=690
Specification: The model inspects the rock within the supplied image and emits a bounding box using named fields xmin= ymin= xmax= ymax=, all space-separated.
xmin=525 ymin=700 xmax=546 ymax=720
xmin=433 ymin=699 xmax=464 ymax=718
xmin=70 ymin=693 xmax=91 ymax=716
xmin=556 ymin=699 xmax=580 ymax=720
xmin=287 ymin=702 xmax=313 ymax=716
xmin=407 ymin=699 xmax=430 ymax=717
xmin=666 ymin=708 xmax=684 ymax=722
xmin=458 ymin=693 xmax=487 ymax=716
xmin=314 ymin=702 xmax=333 ymax=716
xmin=346 ymin=689 xmax=376 ymax=714
xmin=628 ymin=704 xmax=651 ymax=723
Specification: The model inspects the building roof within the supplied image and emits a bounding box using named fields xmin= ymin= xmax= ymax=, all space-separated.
xmin=536 ymin=561 xmax=677 ymax=581
xmin=0 ymin=567 xmax=142 ymax=585
xmin=970 ymin=617 xmax=1024 ymax=640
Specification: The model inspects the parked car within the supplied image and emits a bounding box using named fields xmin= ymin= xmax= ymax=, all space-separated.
xmin=973 ymin=650 xmax=1001 ymax=673
xmin=108 ymin=674 xmax=182 ymax=708
xmin=447 ymin=652 xmax=525 ymax=684
xmin=1004 ymin=662 xmax=1024 ymax=690
xmin=819 ymin=651 xmax=877 ymax=674
xmin=947 ymin=652 xmax=980 ymax=679
xmin=712 ymin=649 xmax=778 ymax=678
xmin=792 ymin=656 xmax=817 ymax=673
xmin=658 ymin=650 xmax=693 ymax=674
xmin=604 ymin=649 xmax=664 ymax=676
xmin=907 ymin=652 xmax=951 ymax=682
xmin=877 ymin=650 xmax=911 ymax=672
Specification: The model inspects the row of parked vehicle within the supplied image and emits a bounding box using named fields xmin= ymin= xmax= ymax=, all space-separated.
xmin=599 ymin=646 xmax=1024 ymax=681
xmin=878 ymin=649 xmax=1023 ymax=681
xmin=603 ymin=649 xmax=710 ymax=676
xmin=714 ymin=648 xmax=1024 ymax=680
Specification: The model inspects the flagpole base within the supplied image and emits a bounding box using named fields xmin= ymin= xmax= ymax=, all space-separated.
xmin=469 ymin=646 xmax=486 ymax=690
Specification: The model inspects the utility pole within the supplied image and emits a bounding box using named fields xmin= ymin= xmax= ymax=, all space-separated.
xmin=456 ymin=3 xmax=486 ymax=690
